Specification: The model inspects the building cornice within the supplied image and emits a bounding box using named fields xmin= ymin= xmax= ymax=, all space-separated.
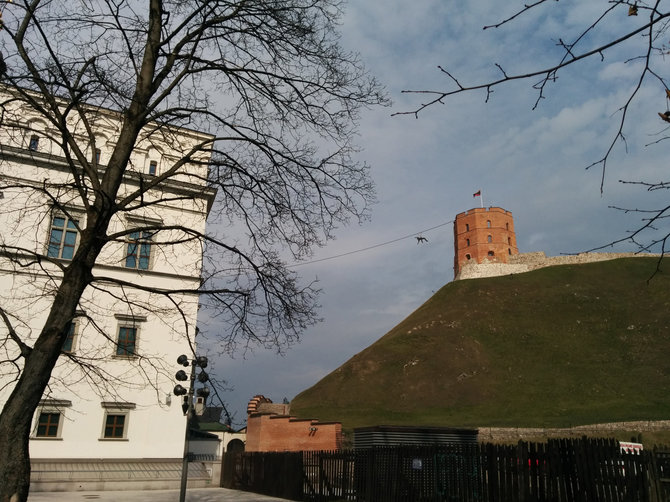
xmin=0 ymin=143 xmax=217 ymax=215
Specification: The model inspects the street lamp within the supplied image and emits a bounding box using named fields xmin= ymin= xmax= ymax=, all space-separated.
xmin=174 ymin=353 xmax=209 ymax=502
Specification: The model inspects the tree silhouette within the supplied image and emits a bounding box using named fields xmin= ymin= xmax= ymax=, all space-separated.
xmin=0 ymin=1 xmax=387 ymax=500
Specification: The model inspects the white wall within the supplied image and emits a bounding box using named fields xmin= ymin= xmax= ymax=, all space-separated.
xmin=0 ymin=93 xmax=214 ymax=461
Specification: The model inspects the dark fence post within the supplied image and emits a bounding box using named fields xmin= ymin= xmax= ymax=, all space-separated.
xmin=220 ymin=451 xmax=235 ymax=489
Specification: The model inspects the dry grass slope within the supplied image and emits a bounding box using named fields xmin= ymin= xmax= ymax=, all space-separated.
xmin=291 ymin=258 xmax=670 ymax=431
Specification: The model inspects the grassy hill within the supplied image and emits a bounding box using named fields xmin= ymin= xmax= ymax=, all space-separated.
xmin=291 ymin=257 xmax=670 ymax=431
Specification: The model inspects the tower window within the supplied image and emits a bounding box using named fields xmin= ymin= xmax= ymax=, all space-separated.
xmin=488 ymin=251 xmax=495 ymax=257
xmin=466 ymin=238 xmax=470 ymax=246
xmin=465 ymin=254 xmax=471 ymax=260
xmin=508 ymin=237 xmax=511 ymax=245
xmin=487 ymin=220 xmax=491 ymax=228
xmin=506 ymin=222 xmax=509 ymax=230
xmin=487 ymin=235 xmax=492 ymax=243
xmin=508 ymin=248 xmax=512 ymax=255
xmin=465 ymin=223 xmax=469 ymax=231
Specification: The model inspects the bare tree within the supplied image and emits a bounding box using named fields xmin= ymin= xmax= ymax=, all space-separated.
xmin=0 ymin=1 xmax=387 ymax=500
xmin=398 ymin=0 xmax=670 ymax=255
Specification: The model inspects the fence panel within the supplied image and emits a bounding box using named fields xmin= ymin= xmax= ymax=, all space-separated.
xmin=230 ymin=439 xmax=667 ymax=502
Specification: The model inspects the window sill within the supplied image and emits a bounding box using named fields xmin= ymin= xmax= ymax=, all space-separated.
xmin=99 ymin=438 xmax=129 ymax=442
xmin=112 ymin=354 xmax=138 ymax=360
xmin=30 ymin=437 xmax=63 ymax=441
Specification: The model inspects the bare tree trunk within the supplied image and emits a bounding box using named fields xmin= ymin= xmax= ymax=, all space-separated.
xmin=0 ymin=405 xmax=31 ymax=502
xmin=0 ymin=261 xmax=95 ymax=502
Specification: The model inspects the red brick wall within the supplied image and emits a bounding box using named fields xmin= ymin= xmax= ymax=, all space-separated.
xmin=453 ymin=207 xmax=518 ymax=277
xmin=245 ymin=414 xmax=342 ymax=452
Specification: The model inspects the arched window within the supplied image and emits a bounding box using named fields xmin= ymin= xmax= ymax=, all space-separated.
xmin=508 ymin=237 xmax=511 ymax=245
xmin=488 ymin=251 xmax=495 ymax=257
xmin=466 ymin=238 xmax=470 ymax=246
xmin=487 ymin=235 xmax=492 ymax=243
xmin=508 ymin=248 xmax=512 ymax=255
xmin=487 ymin=220 xmax=491 ymax=228
xmin=506 ymin=222 xmax=509 ymax=230
xmin=465 ymin=223 xmax=469 ymax=231
xmin=465 ymin=254 xmax=471 ymax=260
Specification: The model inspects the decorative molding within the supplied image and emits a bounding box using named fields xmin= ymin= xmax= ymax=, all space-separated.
xmin=101 ymin=401 xmax=136 ymax=410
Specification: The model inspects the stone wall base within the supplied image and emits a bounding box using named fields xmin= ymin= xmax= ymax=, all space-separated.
xmin=479 ymin=420 xmax=670 ymax=443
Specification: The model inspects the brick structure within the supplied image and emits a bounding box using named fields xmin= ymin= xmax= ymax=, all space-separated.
xmin=245 ymin=395 xmax=342 ymax=452
xmin=453 ymin=207 xmax=519 ymax=278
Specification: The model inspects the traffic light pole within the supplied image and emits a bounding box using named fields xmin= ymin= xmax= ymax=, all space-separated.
xmin=178 ymin=359 xmax=196 ymax=502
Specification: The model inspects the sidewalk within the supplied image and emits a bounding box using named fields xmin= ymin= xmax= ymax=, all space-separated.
xmin=28 ymin=487 xmax=289 ymax=501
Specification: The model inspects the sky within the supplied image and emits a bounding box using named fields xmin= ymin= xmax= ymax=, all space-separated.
xmin=198 ymin=0 xmax=670 ymax=425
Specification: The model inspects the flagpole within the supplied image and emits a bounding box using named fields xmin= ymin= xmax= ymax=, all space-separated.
xmin=480 ymin=192 xmax=484 ymax=208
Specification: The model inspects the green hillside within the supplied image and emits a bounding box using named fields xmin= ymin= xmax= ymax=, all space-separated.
xmin=291 ymin=257 xmax=670 ymax=431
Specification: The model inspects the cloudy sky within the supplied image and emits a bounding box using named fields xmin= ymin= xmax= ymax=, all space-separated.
xmin=200 ymin=0 xmax=670 ymax=424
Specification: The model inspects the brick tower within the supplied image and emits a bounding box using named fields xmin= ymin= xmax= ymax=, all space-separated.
xmin=453 ymin=207 xmax=519 ymax=278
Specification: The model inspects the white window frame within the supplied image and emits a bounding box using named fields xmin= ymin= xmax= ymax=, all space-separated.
xmin=123 ymin=229 xmax=156 ymax=270
xmin=100 ymin=402 xmax=136 ymax=441
xmin=112 ymin=314 xmax=146 ymax=358
xmin=46 ymin=211 xmax=82 ymax=260
xmin=31 ymin=399 xmax=72 ymax=440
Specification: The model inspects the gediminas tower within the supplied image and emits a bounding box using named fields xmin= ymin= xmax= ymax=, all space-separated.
xmin=453 ymin=207 xmax=519 ymax=278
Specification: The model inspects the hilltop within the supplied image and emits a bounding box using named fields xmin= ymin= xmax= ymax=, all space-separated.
xmin=291 ymin=257 xmax=670 ymax=431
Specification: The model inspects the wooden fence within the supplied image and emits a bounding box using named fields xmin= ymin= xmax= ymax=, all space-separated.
xmin=222 ymin=438 xmax=670 ymax=501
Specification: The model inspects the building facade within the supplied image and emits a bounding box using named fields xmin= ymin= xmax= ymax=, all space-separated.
xmin=245 ymin=395 xmax=342 ymax=452
xmin=453 ymin=207 xmax=519 ymax=278
xmin=0 ymin=90 xmax=216 ymax=487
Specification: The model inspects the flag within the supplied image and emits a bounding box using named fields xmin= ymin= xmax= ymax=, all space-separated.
xmin=473 ymin=190 xmax=481 ymax=197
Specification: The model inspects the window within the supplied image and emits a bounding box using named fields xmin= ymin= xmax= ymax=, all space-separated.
xmin=47 ymin=214 xmax=79 ymax=260
xmin=506 ymin=222 xmax=509 ymax=230
xmin=508 ymin=237 xmax=511 ymax=245
xmin=508 ymin=248 xmax=512 ymax=255
xmin=62 ymin=321 xmax=77 ymax=353
xmin=148 ymin=160 xmax=157 ymax=176
xmin=32 ymin=399 xmax=71 ymax=439
xmin=36 ymin=412 xmax=60 ymax=438
xmin=104 ymin=414 xmax=126 ymax=438
xmin=487 ymin=220 xmax=491 ymax=228
xmin=465 ymin=254 xmax=471 ymax=260
xmin=116 ymin=326 xmax=137 ymax=356
xmin=113 ymin=314 xmax=145 ymax=357
xmin=95 ymin=148 xmax=101 ymax=163
xmin=100 ymin=402 xmax=135 ymax=440
xmin=29 ymin=135 xmax=39 ymax=151
xmin=125 ymin=230 xmax=152 ymax=270
xmin=465 ymin=223 xmax=469 ymax=232
xmin=488 ymin=251 xmax=495 ymax=257
xmin=466 ymin=238 xmax=470 ymax=246
xmin=487 ymin=235 xmax=492 ymax=243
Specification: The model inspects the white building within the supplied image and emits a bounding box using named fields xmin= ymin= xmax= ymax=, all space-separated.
xmin=0 ymin=90 xmax=218 ymax=490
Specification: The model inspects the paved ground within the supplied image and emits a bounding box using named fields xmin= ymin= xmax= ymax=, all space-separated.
xmin=28 ymin=488 xmax=289 ymax=501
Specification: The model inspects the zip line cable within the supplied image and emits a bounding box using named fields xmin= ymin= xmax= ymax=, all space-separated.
xmin=202 ymin=219 xmax=454 ymax=279
xmin=290 ymin=219 xmax=454 ymax=268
